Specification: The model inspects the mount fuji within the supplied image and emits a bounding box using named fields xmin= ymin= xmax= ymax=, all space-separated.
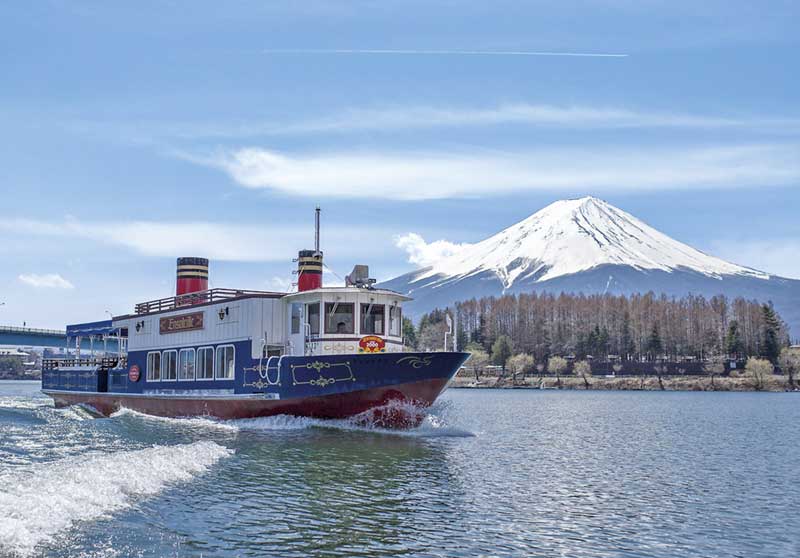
xmin=380 ymin=197 xmax=800 ymax=334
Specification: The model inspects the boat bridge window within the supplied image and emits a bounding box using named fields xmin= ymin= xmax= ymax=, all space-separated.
xmin=162 ymin=350 xmax=178 ymax=381
xmin=178 ymin=348 xmax=196 ymax=381
xmin=389 ymin=306 xmax=402 ymax=337
xmin=197 ymin=347 xmax=214 ymax=380
xmin=215 ymin=345 xmax=235 ymax=380
xmin=360 ymin=304 xmax=385 ymax=335
xmin=290 ymin=304 xmax=302 ymax=334
xmin=325 ymin=303 xmax=354 ymax=334
xmin=146 ymin=351 xmax=161 ymax=381
xmin=307 ymin=303 xmax=320 ymax=335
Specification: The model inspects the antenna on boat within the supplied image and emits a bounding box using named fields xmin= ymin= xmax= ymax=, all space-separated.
xmin=314 ymin=205 xmax=321 ymax=255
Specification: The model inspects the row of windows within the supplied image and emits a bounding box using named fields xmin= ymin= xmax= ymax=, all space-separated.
xmin=291 ymin=303 xmax=402 ymax=336
xmin=145 ymin=345 xmax=235 ymax=382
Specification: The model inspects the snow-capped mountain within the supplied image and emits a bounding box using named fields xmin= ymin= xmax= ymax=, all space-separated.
xmin=380 ymin=197 xmax=800 ymax=333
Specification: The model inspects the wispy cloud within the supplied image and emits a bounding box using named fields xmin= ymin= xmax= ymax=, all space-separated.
xmin=1 ymin=220 xmax=390 ymax=262
xmin=263 ymin=48 xmax=628 ymax=58
xmin=65 ymin=103 xmax=800 ymax=142
xmin=270 ymin=104 xmax=800 ymax=136
xmin=394 ymin=233 xmax=469 ymax=267
xmin=195 ymin=144 xmax=800 ymax=201
xmin=18 ymin=274 xmax=75 ymax=289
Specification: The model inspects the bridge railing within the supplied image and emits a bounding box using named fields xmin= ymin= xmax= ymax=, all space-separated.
xmin=0 ymin=325 xmax=66 ymax=335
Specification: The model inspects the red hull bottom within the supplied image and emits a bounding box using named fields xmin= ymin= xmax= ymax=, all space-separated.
xmin=44 ymin=377 xmax=449 ymax=428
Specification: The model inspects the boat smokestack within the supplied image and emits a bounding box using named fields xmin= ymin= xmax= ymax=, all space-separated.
xmin=297 ymin=207 xmax=323 ymax=292
xmin=176 ymin=257 xmax=209 ymax=296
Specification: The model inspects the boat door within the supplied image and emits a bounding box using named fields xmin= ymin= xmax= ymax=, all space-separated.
xmin=288 ymin=302 xmax=306 ymax=356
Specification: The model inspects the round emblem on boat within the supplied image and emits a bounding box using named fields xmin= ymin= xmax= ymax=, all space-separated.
xmin=129 ymin=364 xmax=141 ymax=382
xmin=359 ymin=335 xmax=386 ymax=353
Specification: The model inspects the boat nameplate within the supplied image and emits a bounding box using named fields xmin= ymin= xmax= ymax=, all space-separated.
xmin=159 ymin=311 xmax=204 ymax=334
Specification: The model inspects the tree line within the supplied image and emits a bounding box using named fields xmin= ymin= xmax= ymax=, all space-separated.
xmin=407 ymin=291 xmax=790 ymax=364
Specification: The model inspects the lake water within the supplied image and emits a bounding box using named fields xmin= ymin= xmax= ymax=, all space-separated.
xmin=0 ymin=381 xmax=798 ymax=558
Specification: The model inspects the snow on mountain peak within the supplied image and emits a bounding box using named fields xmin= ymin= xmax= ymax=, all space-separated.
xmin=415 ymin=196 xmax=769 ymax=287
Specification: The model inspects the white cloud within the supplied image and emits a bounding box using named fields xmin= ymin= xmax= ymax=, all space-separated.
xmin=18 ymin=273 xmax=75 ymax=289
xmin=200 ymin=144 xmax=800 ymax=201
xmin=263 ymin=275 xmax=293 ymax=292
xmin=0 ymin=219 xmax=391 ymax=262
xmin=395 ymin=233 xmax=470 ymax=268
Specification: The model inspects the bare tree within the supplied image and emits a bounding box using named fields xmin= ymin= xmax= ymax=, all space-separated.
xmin=653 ymin=364 xmax=666 ymax=391
xmin=467 ymin=347 xmax=489 ymax=382
xmin=574 ymin=360 xmax=592 ymax=389
xmin=703 ymin=357 xmax=726 ymax=391
xmin=508 ymin=353 xmax=534 ymax=385
xmin=548 ymin=356 xmax=568 ymax=388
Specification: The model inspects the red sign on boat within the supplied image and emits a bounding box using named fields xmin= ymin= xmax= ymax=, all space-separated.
xmin=128 ymin=364 xmax=140 ymax=382
xmin=359 ymin=335 xmax=386 ymax=353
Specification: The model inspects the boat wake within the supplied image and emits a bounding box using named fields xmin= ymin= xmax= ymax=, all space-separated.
xmin=0 ymin=441 xmax=233 ymax=557
xmin=110 ymin=407 xmax=240 ymax=431
xmin=230 ymin=399 xmax=475 ymax=438
xmin=106 ymin=400 xmax=474 ymax=438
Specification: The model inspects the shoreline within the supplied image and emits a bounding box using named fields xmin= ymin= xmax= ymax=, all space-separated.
xmin=450 ymin=375 xmax=798 ymax=392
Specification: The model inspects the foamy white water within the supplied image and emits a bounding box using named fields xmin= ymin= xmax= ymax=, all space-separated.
xmin=0 ymin=441 xmax=233 ymax=556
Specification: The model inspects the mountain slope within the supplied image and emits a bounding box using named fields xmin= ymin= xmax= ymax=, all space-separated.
xmin=381 ymin=197 xmax=800 ymax=334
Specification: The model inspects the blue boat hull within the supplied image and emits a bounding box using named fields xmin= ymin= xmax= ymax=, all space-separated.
xmin=43 ymin=352 xmax=470 ymax=424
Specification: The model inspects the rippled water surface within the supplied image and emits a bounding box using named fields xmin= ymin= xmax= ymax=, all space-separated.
xmin=1 ymin=381 xmax=798 ymax=557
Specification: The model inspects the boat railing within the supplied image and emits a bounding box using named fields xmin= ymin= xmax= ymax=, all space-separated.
xmin=134 ymin=288 xmax=284 ymax=314
xmin=43 ymin=356 xmax=126 ymax=370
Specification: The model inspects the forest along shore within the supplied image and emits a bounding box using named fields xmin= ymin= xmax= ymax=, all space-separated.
xmin=450 ymin=373 xmax=798 ymax=392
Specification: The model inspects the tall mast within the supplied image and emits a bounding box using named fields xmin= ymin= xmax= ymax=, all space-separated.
xmin=314 ymin=206 xmax=321 ymax=254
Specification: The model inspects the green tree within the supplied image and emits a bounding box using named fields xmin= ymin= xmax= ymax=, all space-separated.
xmin=725 ymin=320 xmax=745 ymax=358
xmin=491 ymin=335 xmax=514 ymax=372
xmin=402 ymin=317 xmax=417 ymax=350
xmin=646 ymin=324 xmax=663 ymax=361
xmin=760 ymin=304 xmax=782 ymax=364
xmin=778 ymin=347 xmax=800 ymax=389
xmin=597 ymin=327 xmax=610 ymax=359
xmin=620 ymin=312 xmax=635 ymax=361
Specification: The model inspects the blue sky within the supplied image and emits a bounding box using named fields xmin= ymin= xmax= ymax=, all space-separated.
xmin=1 ymin=1 xmax=799 ymax=328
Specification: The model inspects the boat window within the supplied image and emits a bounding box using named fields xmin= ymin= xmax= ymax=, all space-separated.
xmin=389 ymin=306 xmax=402 ymax=337
xmin=215 ymin=345 xmax=235 ymax=380
xmin=146 ymin=351 xmax=161 ymax=381
xmin=360 ymin=304 xmax=385 ymax=335
xmin=290 ymin=303 xmax=302 ymax=334
xmin=197 ymin=347 xmax=214 ymax=380
xmin=178 ymin=348 xmax=196 ymax=381
xmin=307 ymin=303 xmax=320 ymax=335
xmin=325 ymin=303 xmax=354 ymax=334
xmin=162 ymin=350 xmax=177 ymax=381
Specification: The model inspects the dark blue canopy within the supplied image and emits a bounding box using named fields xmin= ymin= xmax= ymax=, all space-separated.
xmin=66 ymin=320 xmax=116 ymax=337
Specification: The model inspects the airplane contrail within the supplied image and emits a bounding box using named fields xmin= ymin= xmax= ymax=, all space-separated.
xmin=263 ymin=48 xmax=628 ymax=58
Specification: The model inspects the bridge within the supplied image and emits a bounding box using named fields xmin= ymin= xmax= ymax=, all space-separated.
xmin=0 ymin=325 xmax=120 ymax=351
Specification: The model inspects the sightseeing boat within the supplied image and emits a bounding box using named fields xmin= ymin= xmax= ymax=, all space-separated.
xmin=41 ymin=210 xmax=469 ymax=427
